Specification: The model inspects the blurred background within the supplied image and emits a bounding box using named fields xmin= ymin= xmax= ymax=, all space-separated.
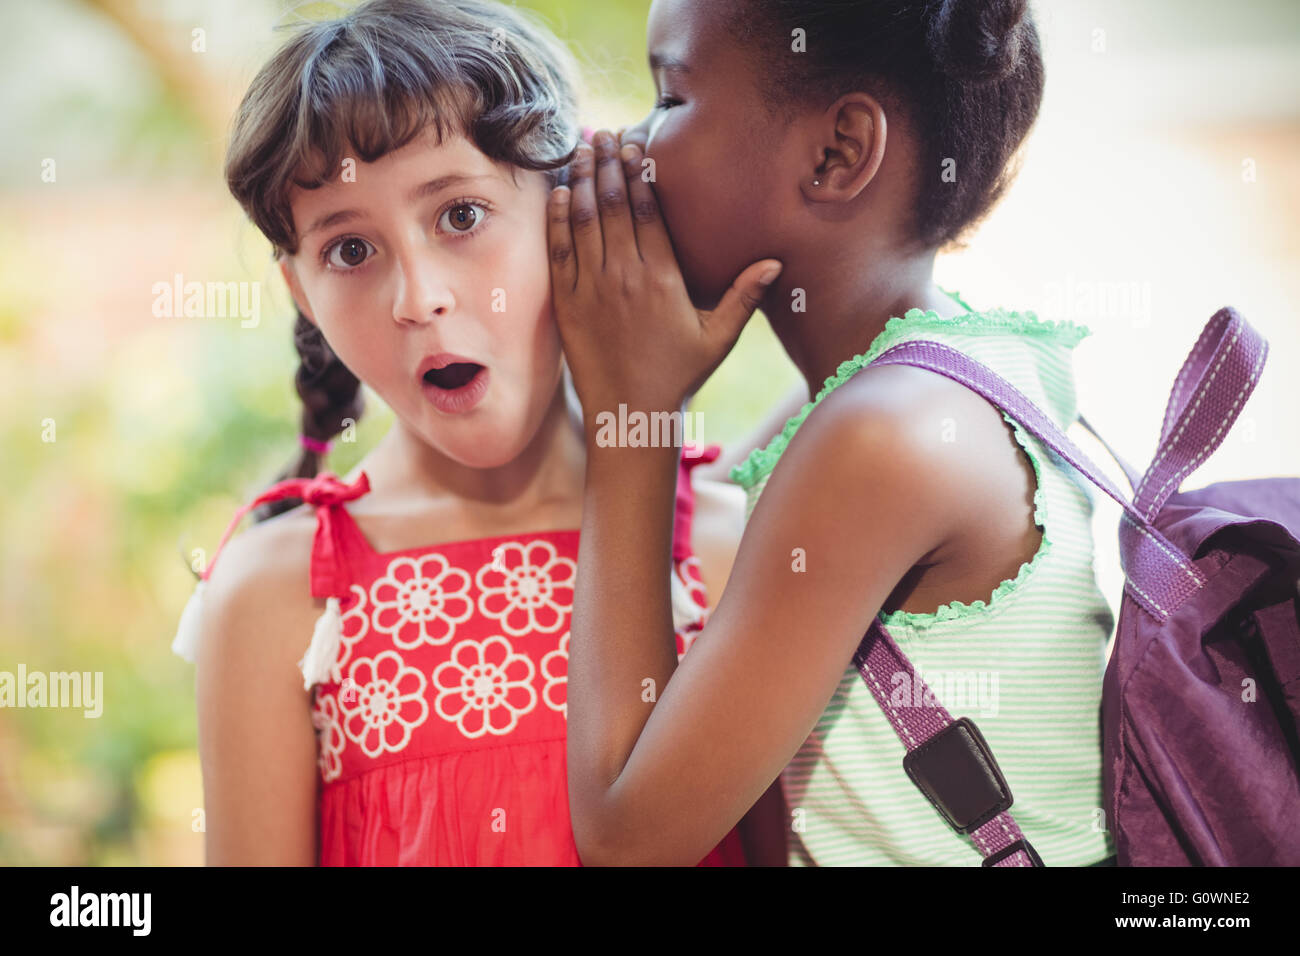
xmin=1 ymin=0 xmax=1297 ymax=865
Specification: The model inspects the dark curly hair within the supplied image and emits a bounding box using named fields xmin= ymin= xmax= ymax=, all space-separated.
xmin=223 ymin=0 xmax=580 ymax=519
xmin=730 ymin=0 xmax=1044 ymax=249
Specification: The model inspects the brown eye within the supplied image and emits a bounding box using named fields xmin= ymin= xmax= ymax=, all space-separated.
xmin=440 ymin=202 xmax=486 ymax=234
xmin=325 ymin=237 xmax=374 ymax=270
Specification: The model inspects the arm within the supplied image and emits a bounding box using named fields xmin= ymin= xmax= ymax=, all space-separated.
xmin=196 ymin=522 xmax=320 ymax=865
xmin=568 ymin=379 xmax=956 ymax=865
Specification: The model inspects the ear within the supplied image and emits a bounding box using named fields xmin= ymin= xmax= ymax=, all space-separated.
xmin=278 ymin=258 xmax=317 ymax=324
xmin=800 ymin=92 xmax=887 ymax=203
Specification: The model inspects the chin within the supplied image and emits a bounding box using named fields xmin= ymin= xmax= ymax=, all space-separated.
xmin=431 ymin=418 xmax=535 ymax=471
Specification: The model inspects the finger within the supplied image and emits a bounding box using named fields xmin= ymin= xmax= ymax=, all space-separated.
xmin=619 ymin=144 xmax=676 ymax=265
xmin=706 ymin=259 xmax=784 ymax=349
xmin=566 ymin=142 xmax=603 ymax=273
xmin=592 ymin=130 xmax=635 ymax=266
xmin=547 ymin=185 xmax=577 ymax=295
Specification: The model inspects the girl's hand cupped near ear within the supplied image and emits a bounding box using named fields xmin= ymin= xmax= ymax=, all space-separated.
xmin=548 ymin=129 xmax=781 ymax=429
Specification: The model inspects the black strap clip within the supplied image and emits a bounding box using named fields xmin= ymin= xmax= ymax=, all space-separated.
xmin=902 ymin=717 xmax=1014 ymax=834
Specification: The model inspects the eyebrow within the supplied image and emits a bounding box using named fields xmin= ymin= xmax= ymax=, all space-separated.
xmin=649 ymin=52 xmax=691 ymax=74
xmin=301 ymin=173 xmax=497 ymax=239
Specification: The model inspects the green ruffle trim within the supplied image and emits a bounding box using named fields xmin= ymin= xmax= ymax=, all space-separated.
xmin=728 ymin=304 xmax=1091 ymax=490
xmin=879 ymin=413 xmax=1051 ymax=627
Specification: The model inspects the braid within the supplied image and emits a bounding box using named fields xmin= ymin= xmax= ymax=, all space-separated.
xmin=253 ymin=310 xmax=365 ymax=522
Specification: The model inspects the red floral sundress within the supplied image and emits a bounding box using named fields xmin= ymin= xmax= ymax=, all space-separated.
xmin=179 ymin=444 xmax=746 ymax=866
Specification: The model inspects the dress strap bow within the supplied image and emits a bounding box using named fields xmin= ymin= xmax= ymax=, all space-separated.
xmin=200 ymin=471 xmax=371 ymax=585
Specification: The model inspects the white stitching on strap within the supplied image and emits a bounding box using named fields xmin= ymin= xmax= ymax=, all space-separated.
xmin=861 ymin=656 xmax=917 ymax=748
xmin=1144 ymin=338 xmax=1265 ymax=520
xmin=1121 ymin=512 xmax=1203 ymax=583
xmin=1160 ymin=315 xmax=1220 ymax=450
xmin=1124 ymin=575 xmax=1168 ymax=618
xmin=1137 ymin=322 xmax=1240 ymax=507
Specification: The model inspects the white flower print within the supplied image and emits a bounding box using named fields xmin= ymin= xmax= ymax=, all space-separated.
xmin=338 ymin=650 xmax=430 ymax=758
xmin=327 ymin=584 xmax=370 ymax=684
xmin=432 ymin=636 xmax=537 ymax=738
xmin=475 ymin=540 xmax=575 ymax=635
xmin=371 ymin=553 xmax=473 ymax=649
xmin=540 ymin=632 xmax=568 ymax=718
xmin=311 ymin=693 xmax=345 ymax=783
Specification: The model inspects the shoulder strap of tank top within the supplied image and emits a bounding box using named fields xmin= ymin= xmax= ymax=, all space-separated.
xmin=200 ymin=471 xmax=372 ymax=599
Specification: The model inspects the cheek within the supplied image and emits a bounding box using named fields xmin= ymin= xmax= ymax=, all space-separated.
xmin=486 ymin=222 xmax=562 ymax=379
xmin=649 ymin=120 xmax=767 ymax=308
xmin=299 ymin=282 xmax=392 ymax=381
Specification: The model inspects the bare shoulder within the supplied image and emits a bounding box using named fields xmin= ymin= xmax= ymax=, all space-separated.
xmin=812 ymin=363 xmax=1013 ymax=478
xmin=757 ymin=364 xmax=996 ymax=558
xmin=688 ymin=476 xmax=747 ymax=600
xmin=789 ymin=362 xmax=1040 ymax=564
xmin=198 ymin=503 xmax=322 ymax=673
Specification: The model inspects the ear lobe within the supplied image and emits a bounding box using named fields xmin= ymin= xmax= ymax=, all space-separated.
xmin=802 ymin=94 xmax=888 ymax=202
xmin=278 ymin=258 xmax=317 ymax=324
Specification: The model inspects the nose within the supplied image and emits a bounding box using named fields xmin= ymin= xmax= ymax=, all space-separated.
xmin=391 ymin=246 xmax=455 ymax=326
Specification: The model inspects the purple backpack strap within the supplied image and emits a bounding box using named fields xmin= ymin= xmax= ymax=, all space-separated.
xmin=869 ymin=339 xmax=1210 ymax=622
xmin=1131 ymin=308 xmax=1269 ymax=522
xmin=853 ymin=620 xmax=1044 ymax=867
xmin=850 ymin=306 xmax=1266 ymax=867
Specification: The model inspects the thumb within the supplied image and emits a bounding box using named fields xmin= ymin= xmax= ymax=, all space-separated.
xmin=704 ymin=259 xmax=783 ymax=347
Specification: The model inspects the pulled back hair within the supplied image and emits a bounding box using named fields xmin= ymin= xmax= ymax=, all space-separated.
xmin=732 ymin=0 xmax=1044 ymax=249
xmin=224 ymin=0 xmax=579 ymax=519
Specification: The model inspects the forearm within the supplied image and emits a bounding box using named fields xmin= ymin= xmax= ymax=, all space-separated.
xmin=567 ymin=438 xmax=682 ymax=840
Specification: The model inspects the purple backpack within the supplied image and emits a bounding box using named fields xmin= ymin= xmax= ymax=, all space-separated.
xmin=851 ymin=307 xmax=1300 ymax=866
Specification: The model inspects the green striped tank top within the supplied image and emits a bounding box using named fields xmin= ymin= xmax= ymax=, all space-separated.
xmin=730 ymin=302 xmax=1117 ymax=866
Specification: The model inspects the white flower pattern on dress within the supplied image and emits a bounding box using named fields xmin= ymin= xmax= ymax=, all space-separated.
xmin=540 ymin=632 xmax=568 ymax=717
xmin=475 ymin=540 xmax=576 ymax=635
xmin=313 ymin=538 xmax=712 ymax=779
xmin=338 ymin=650 xmax=430 ymax=758
xmin=311 ymin=694 xmax=345 ymax=782
xmin=371 ymin=554 xmax=473 ymax=649
xmin=330 ymin=584 xmax=370 ymax=683
xmin=432 ymin=636 xmax=537 ymax=738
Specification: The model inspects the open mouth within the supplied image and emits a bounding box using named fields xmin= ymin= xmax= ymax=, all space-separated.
xmin=422 ymin=363 xmax=484 ymax=390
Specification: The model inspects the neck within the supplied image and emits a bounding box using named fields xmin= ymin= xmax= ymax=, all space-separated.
xmin=758 ymin=244 xmax=964 ymax=395
xmin=370 ymin=384 xmax=587 ymax=523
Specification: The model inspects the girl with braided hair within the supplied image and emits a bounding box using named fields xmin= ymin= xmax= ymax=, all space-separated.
xmin=169 ymin=0 xmax=785 ymax=866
